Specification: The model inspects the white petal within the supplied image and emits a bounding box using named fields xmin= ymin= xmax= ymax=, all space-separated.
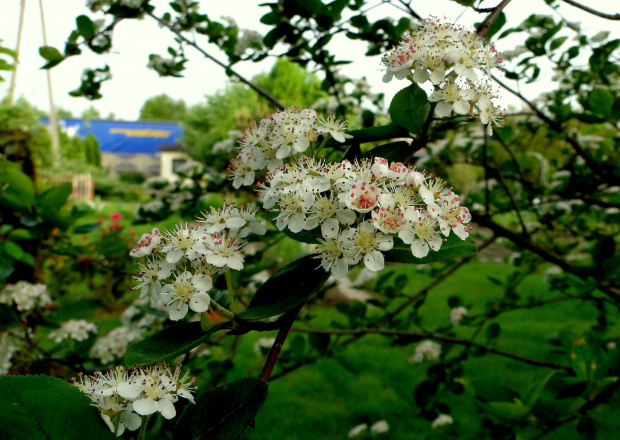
xmin=189 ymin=293 xmax=211 ymax=312
xmin=133 ymin=398 xmax=158 ymax=416
xmin=116 ymin=382 xmax=142 ymax=400
xmin=168 ymin=301 xmax=189 ymax=321
xmin=288 ymin=213 xmax=306 ymax=233
xmin=453 ymin=100 xmax=470 ymax=115
xmin=411 ymin=240 xmax=429 ymax=258
xmin=435 ymin=102 xmax=453 ymax=118
xmin=321 ymin=218 xmax=340 ymax=239
xmin=122 ymin=412 xmax=142 ymax=431
xmin=364 ymin=250 xmax=385 ymax=271
xmin=158 ymin=397 xmax=177 ymax=419
xmin=206 ymin=254 xmax=228 ymax=267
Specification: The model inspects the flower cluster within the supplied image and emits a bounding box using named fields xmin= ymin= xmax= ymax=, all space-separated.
xmin=409 ymin=340 xmax=442 ymax=363
xmin=73 ymin=363 xmax=195 ymax=436
xmin=228 ymin=107 xmax=352 ymax=189
xmin=0 ymin=281 xmax=52 ymax=313
xmin=381 ymin=16 xmax=504 ymax=134
xmin=48 ymin=319 xmax=98 ymax=343
xmin=260 ymin=157 xmax=471 ymax=279
xmin=348 ymin=420 xmax=390 ymax=438
xmin=130 ymin=205 xmax=265 ymax=320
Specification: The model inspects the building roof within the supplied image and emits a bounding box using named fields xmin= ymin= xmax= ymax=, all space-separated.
xmin=39 ymin=117 xmax=183 ymax=154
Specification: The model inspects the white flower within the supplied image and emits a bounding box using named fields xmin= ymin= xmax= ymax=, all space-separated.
xmin=49 ymin=319 xmax=98 ymax=343
xmin=348 ymin=423 xmax=368 ymax=438
xmin=399 ymin=207 xmax=443 ymax=258
xmin=159 ymin=271 xmax=212 ymax=321
xmin=344 ymin=180 xmax=381 ymax=213
xmin=431 ymin=413 xmax=454 ymax=428
xmin=90 ymin=327 xmax=143 ymax=365
xmin=341 ymin=220 xmax=393 ymax=272
xmin=314 ymin=219 xmax=350 ymax=280
xmin=0 ymin=331 xmax=22 ymax=375
xmin=161 ymin=224 xmax=207 ymax=263
xmin=0 ymin=281 xmax=52 ymax=313
xmin=409 ymin=340 xmax=442 ymax=363
xmin=317 ymin=115 xmax=353 ymax=143
xmin=254 ymin=337 xmax=276 ymax=355
xmin=130 ymin=228 xmax=162 ymax=257
xmin=203 ymin=231 xmax=245 ymax=271
xmin=431 ymin=192 xmax=472 ymax=239
xmin=370 ymin=420 xmax=390 ymax=434
xmin=450 ymin=306 xmax=468 ymax=326
xmin=133 ymin=258 xmax=175 ymax=298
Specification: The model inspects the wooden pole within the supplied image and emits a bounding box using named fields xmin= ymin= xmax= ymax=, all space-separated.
xmin=8 ymin=0 xmax=27 ymax=105
xmin=39 ymin=0 xmax=60 ymax=166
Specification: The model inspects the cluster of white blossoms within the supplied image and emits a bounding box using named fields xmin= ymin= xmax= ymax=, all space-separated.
xmin=0 ymin=281 xmax=52 ymax=313
xmin=73 ymin=363 xmax=195 ymax=436
xmin=381 ymin=16 xmax=504 ymax=134
xmin=130 ymin=205 xmax=265 ymax=320
xmin=48 ymin=319 xmax=98 ymax=344
xmin=348 ymin=420 xmax=390 ymax=438
xmin=431 ymin=413 xmax=454 ymax=429
xmin=260 ymin=156 xmax=471 ymax=279
xmin=450 ymin=306 xmax=468 ymax=326
xmin=409 ymin=340 xmax=442 ymax=363
xmin=228 ymin=106 xmax=352 ymax=189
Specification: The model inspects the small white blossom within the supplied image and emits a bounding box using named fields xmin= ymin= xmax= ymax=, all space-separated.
xmin=159 ymin=271 xmax=212 ymax=321
xmin=49 ymin=319 xmax=98 ymax=343
xmin=431 ymin=413 xmax=454 ymax=428
xmin=410 ymin=340 xmax=442 ymax=363
xmin=450 ymin=306 xmax=468 ymax=326
xmin=348 ymin=423 xmax=368 ymax=438
xmin=370 ymin=420 xmax=390 ymax=434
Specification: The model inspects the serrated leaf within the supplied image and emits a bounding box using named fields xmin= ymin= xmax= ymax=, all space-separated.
xmin=384 ymin=235 xmax=477 ymax=265
xmin=174 ymin=378 xmax=268 ymax=440
xmin=125 ymin=322 xmax=230 ymax=366
xmin=0 ymin=375 xmax=114 ymax=440
xmin=388 ymin=83 xmax=430 ymax=135
xmin=76 ymin=15 xmax=96 ymax=40
xmin=240 ymin=255 xmax=330 ymax=320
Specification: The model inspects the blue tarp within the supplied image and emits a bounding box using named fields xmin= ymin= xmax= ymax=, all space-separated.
xmin=39 ymin=118 xmax=183 ymax=154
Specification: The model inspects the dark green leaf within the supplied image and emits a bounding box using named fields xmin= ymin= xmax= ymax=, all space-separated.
xmin=576 ymin=417 xmax=597 ymax=440
xmin=39 ymin=46 xmax=63 ymax=61
xmin=549 ymin=36 xmax=568 ymax=51
xmin=388 ymin=83 xmax=430 ymax=135
xmin=125 ymin=322 xmax=230 ymax=366
xmin=76 ymin=15 xmax=96 ymax=40
xmin=0 ymin=375 xmax=114 ymax=440
xmin=587 ymin=88 xmax=614 ymax=119
xmin=240 ymin=255 xmax=330 ymax=320
xmin=174 ymin=378 xmax=268 ymax=440
xmin=384 ymin=235 xmax=477 ymax=265
xmin=361 ymin=141 xmax=411 ymax=163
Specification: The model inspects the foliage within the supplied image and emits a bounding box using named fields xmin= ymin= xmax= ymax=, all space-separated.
xmin=0 ymin=1 xmax=618 ymax=440
xmin=138 ymin=93 xmax=188 ymax=121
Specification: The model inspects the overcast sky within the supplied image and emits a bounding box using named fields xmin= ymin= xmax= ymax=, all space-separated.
xmin=0 ymin=0 xmax=617 ymax=120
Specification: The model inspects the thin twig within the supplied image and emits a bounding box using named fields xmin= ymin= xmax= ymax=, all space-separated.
xmin=492 ymin=157 xmax=528 ymax=236
xmin=291 ymin=327 xmax=571 ymax=371
xmin=560 ymin=0 xmax=620 ymax=20
xmin=146 ymin=11 xmax=285 ymax=110
xmin=476 ymin=0 xmax=513 ymax=39
xmin=258 ymin=305 xmax=303 ymax=382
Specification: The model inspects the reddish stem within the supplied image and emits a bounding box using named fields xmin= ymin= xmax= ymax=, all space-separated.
xmin=258 ymin=307 xmax=300 ymax=382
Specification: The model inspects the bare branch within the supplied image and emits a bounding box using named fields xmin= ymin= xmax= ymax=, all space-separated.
xmin=561 ymin=0 xmax=620 ymax=20
xmin=146 ymin=11 xmax=285 ymax=110
xmin=292 ymin=327 xmax=571 ymax=371
xmin=476 ymin=0 xmax=513 ymax=39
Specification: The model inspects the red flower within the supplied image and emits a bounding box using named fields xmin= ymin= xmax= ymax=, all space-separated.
xmin=110 ymin=213 xmax=123 ymax=221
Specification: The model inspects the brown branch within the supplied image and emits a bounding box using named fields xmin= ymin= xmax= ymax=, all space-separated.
xmin=292 ymin=327 xmax=571 ymax=371
xmin=475 ymin=215 xmax=620 ymax=301
xmin=258 ymin=305 xmax=302 ymax=382
xmin=476 ymin=0 xmax=513 ymax=39
xmin=560 ymin=0 xmax=620 ymax=20
xmin=492 ymin=157 xmax=529 ymax=236
xmin=146 ymin=11 xmax=285 ymax=110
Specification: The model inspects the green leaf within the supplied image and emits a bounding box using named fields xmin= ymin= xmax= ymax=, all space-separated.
xmin=486 ymin=322 xmax=501 ymax=340
xmin=485 ymin=400 xmax=531 ymax=421
xmin=72 ymin=222 xmax=102 ymax=234
xmin=240 ymin=255 xmax=330 ymax=320
xmin=587 ymin=88 xmax=614 ymax=118
xmin=39 ymin=46 xmax=63 ymax=61
xmin=0 ymin=163 xmax=35 ymax=213
xmin=36 ymin=182 xmax=72 ymax=220
xmin=0 ymin=375 xmax=114 ymax=440
xmin=174 ymin=378 xmax=268 ymax=440
xmin=361 ymin=141 xmax=412 ymax=162
xmin=384 ymin=235 xmax=477 ymax=265
xmin=323 ymin=124 xmax=411 ymax=150
xmin=388 ymin=83 xmax=430 ymax=136
xmin=549 ymin=36 xmax=568 ymax=51
xmin=125 ymin=322 xmax=230 ymax=366
xmin=76 ymin=15 xmax=96 ymax=40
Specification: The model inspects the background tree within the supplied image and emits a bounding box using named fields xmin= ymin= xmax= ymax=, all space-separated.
xmin=138 ymin=93 xmax=187 ymax=121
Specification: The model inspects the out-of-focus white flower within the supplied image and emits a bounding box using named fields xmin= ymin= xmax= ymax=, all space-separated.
xmin=254 ymin=337 xmax=276 ymax=355
xmin=0 ymin=281 xmax=52 ymax=313
xmin=370 ymin=420 xmax=390 ymax=434
xmin=450 ymin=306 xmax=468 ymax=326
xmin=431 ymin=413 xmax=454 ymax=428
xmin=90 ymin=327 xmax=143 ymax=365
xmin=348 ymin=423 xmax=368 ymax=438
xmin=0 ymin=331 xmax=22 ymax=375
xmin=130 ymin=228 xmax=162 ymax=258
xmin=49 ymin=319 xmax=98 ymax=343
xmin=410 ymin=340 xmax=442 ymax=363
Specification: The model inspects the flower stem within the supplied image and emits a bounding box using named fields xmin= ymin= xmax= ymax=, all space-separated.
xmin=210 ymin=298 xmax=235 ymax=319
xmin=138 ymin=415 xmax=152 ymax=440
xmin=225 ymin=271 xmax=237 ymax=315
xmin=259 ymin=304 xmax=303 ymax=382
xmin=315 ymin=136 xmax=330 ymax=155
